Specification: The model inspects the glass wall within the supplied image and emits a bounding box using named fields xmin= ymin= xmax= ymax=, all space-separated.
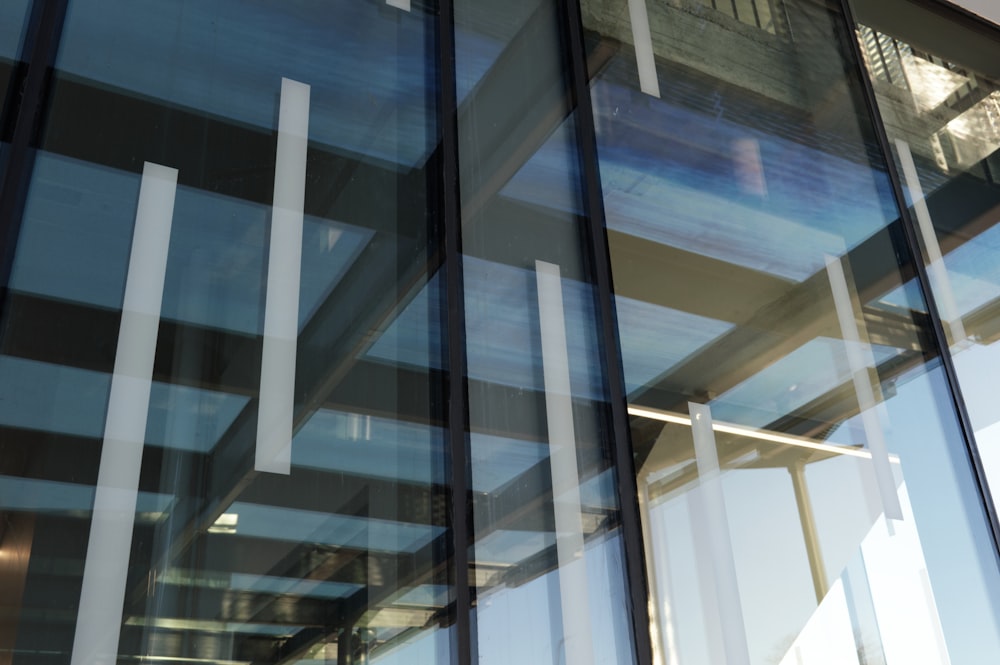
xmin=0 ymin=0 xmax=32 ymax=178
xmin=454 ymin=1 xmax=636 ymax=663
xmin=850 ymin=0 xmax=1000 ymax=517
xmin=2 ymin=1 xmax=1000 ymax=665
xmin=580 ymin=0 xmax=1000 ymax=663
xmin=1 ymin=1 xmax=454 ymax=664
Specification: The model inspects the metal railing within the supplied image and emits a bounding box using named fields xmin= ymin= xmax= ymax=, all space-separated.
xmin=692 ymin=0 xmax=788 ymax=36
xmin=858 ymin=24 xmax=984 ymax=112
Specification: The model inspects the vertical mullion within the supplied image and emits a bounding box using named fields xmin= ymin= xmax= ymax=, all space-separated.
xmin=835 ymin=0 xmax=1000 ymax=560
xmin=0 ymin=0 xmax=68 ymax=316
xmin=559 ymin=1 xmax=655 ymax=665
xmin=437 ymin=1 xmax=473 ymax=664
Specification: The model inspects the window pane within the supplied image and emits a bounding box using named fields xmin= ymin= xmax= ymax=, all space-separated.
xmin=454 ymin=1 xmax=637 ymax=663
xmin=0 ymin=2 xmax=452 ymax=664
xmin=851 ymin=0 xmax=1000 ymax=545
xmin=0 ymin=0 xmax=30 ymax=63
xmin=0 ymin=0 xmax=32 ymax=174
xmin=581 ymin=0 xmax=1000 ymax=663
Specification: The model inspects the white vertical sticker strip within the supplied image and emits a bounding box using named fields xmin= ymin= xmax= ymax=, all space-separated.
xmin=689 ymin=401 xmax=752 ymax=665
xmin=825 ymin=255 xmax=904 ymax=521
xmin=256 ymin=77 xmax=310 ymax=475
xmin=895 ymin=138 xmax=967 ymax=346
xmin=535 ymin=260 xmax=595 ymax=665
xmin=71 ymin=162 xmax=177 ymax=665
xmin=627 ymin=0 xmax=661 ymax=98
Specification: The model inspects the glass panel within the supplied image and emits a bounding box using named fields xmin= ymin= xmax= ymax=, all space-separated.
xmin=0 ymin=2 xmax=452 ymax=664
xmin=454 ymin=1 xmax=636 ymax=663
xmin=851 ymin=0 xmax=1000 ymax=527
xmin=581 ymin=0 xmax=1000 ymax=663
xmin=0 ymin=0 xmax=30 ymax=62
xmin=0 ymin=0 xmax=32 ymax=169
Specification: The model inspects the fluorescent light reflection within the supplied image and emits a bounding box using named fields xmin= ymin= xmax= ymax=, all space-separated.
xmin=124 ymin=617 xmax=297 ymax=638
xmin=156 ymin=568 xmax=361 ymax=600
xmin=386 ymin=0 xmax=411 ymax=10
xmin=628 ymin=405 xmax=900 ymax=462
xmin=71 ymin=162 xmax=178 ymax=665
xmin=207 ymin=512 xmax=238 ymax=534
xmin=535 ymin=260 xmax=595 ymax=665
xmin=256 ymin=77 xmax=310 ymax=475
xmin=126 ymin=657 xmax=250 ymax=665
xmin=366 ymin=607 xmax=436 ymax=628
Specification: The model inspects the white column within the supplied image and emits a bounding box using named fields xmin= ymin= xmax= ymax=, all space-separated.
xmin=535 ymin=260 xmax=595 ymax=665
xmin=71 ymin=162 xmax=177 ymax=665
xmin=256 ymin=77 xmax=310 ymax=475
xmin=639 ymin=466 xmax=680 ymax=665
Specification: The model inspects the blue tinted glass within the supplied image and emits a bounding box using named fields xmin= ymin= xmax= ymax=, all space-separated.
xmin=1 ymin=2 xmax=453 ymax=664
xmin=853 ymin=0 xmax=1000 ymax=530
xmin=455 ymin=0 xmax=637 ymax=663
xmin=0 ymin=0 xmax=31 ymax=61
xmin=583 ymin=0 xmax=1000 ymax=662
xmin=0 ymin=0 xmax=32 ymax=175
